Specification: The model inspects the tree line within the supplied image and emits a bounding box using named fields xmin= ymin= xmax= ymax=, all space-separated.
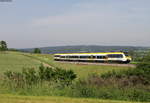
xmin=0 ymin=40 xmax=41 ymax=53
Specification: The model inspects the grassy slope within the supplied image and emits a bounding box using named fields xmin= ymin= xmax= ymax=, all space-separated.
xmin=0 ymin=52 xmax=41 ymax=75
xmin=0 ymin=51 xmax=131 ymax=78
xmin=0 ymin=95 xmax=144 ymax=103
xmin=23 ymin=53 xmax=132 ymax=78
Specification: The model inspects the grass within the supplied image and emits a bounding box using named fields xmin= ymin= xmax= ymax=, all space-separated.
xmin=0 ymin=94 xmax=145 ymax=103
xmin=23 ymin=53 xmax=132 ymax=78
xmin=0 ymin=52 xmax=41 ymax=75
xmin=0 ymin=51 xmax=143 ymax=103
xmin=0 ymin=51 xmax=132 ymax=79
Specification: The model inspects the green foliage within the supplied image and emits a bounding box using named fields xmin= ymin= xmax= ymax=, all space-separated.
xmin=0 ymin=40 xmax=7 ymax=51
xmin=38 ymin=65 xmax=55 ymax=81
xmin=141 ymin=51 xmax=150 ymax=62
xmin=33 ymin=48 xmax=41 ymax=54
xmin=38 ymin=65 xmax=77 ymax=85
xmin=1 ymin=51 xmax=149 ymax=102
xmin=68 ymin=85 xmax=150 ymax=102
xmin=4 ymin=64 xmax=77 ymax=87
xmin=22 ymin=68 xmax=39 ymax=85
xmin=54 ymin=68 xmax=77 ymax=85
xmin=101 ymin=51 xmax=150 ymax=85
xmin=66 ymin=51 xmax=149 ymax=102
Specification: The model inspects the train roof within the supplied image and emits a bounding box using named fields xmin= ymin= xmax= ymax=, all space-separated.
xmin=54 ymin=52 xmax=124 ymax=55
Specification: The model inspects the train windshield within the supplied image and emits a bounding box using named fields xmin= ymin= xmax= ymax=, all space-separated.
xmin=125 ymin=54 xmax=129 ymax=56
xmin=124 ymin=52 xmax=129 ymax=56
xmin=107 ymin=54 xmax=123 ymax=58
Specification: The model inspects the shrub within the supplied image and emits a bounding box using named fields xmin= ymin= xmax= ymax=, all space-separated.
xmin=100 ymin=52 xmax=150 ymax=85
xmin=22 ymin=68 xmax=39 ymax=85
xmin=3 ymin=64 xmax=77 ymax=88
xmin=54 ymin=68 xmax=77 ymax=86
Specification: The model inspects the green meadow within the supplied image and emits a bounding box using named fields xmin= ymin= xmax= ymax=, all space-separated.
xmin=0 ymin=52 xmax=148 ymax=103
xmin=22 ymin=53 xmax=131 ymax=79
xmin=0 ymin=52 xmax=40 ymax=75
xmin=0 ymin=51 xmax=130 ymax=79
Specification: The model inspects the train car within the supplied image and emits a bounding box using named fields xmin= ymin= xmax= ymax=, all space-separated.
xmin=54 ymin=52 xmax=132 ymax=63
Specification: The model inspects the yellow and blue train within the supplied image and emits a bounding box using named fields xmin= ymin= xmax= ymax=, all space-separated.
xmin=54 ymin=52 xmax=132 ymax=63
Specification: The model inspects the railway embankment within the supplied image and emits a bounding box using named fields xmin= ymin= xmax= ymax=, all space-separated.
xmin=56 ymin=61 xmax=136 ymax=68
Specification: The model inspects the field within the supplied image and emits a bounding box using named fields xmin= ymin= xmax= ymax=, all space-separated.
xmin=0 ymin=52 xmax=41 ymax=75
xmin=0 ymin=51 xmax=132 ymax=79
xmin=0 ymin=51 xmax=145 ymax=103
xmin=0 ymin=94 xmax=145 ymax=103
xmin=22 ymin=53 xmax=131 ymax=78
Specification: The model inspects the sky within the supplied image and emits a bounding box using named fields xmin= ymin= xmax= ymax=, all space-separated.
xmin=0 ymin=0 xmax=150 ymax=48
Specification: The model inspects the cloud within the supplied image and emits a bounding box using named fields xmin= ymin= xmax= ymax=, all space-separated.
xmin=31 ymin=0 xmax=150 ymax=27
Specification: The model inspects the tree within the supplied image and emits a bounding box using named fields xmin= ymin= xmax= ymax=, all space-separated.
xmin=0 ymin=41 xmax=8 ymax=51
xmin=34 ymin=48 xmax=41 ymax=54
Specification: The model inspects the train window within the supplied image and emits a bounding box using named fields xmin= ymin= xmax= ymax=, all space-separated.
xmin=124 ymin=53 xmax=129 ymax=56
xmin=54 ymin=55 xmax=60 ymax=57
xmin=117 ymin=54 xmax=123 ymax=58
xmin=97 ymin=56 xmax=101 ymax=59
xmin=68 ymin=56 xmax=79 ymax=58
xmin=69 ymin=56 xmax=72 ymax=58
xmin=80 ymin=56 xmax=90 ymax=58
xmin=73 ymin=56 xmax=79 ymax=58
xmin=80 ymin=56 xmax=85 ymax=58
xmin=103 ymin=56 xmax=107 ymax=59
xmin=107 ymin=54 xmax=123 ymax=58
xmin=60 ymin=56 xmax=66 ymax=58
xmin=97 ymin=56 xmax=106 ymax=59
xmin=124 ymin=52 xmax=129 ymax=56
xmin=87 ymin=56 xmax=91 ymax=58
xmin=92 ymin=56 xmax=96 ymax=58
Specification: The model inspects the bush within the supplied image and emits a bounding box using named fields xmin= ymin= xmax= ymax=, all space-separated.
xmin=67 ymin=82 xmax=150 ymax=102
xmin=100 ymin=51 xmax=150 ymax=85
xmin=4 ymin=64 xmax=77 ymax=88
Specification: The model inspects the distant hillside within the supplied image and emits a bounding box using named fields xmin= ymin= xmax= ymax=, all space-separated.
xmin=19 ymin=45 xmax=149 ymax=54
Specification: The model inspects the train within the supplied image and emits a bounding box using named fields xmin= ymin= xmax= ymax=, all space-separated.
xmin=54 ymin=52 xmax=132 ymax=63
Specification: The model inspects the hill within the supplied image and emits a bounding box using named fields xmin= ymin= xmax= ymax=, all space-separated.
xmin=19 ymin=45 xmax=149 ymax=54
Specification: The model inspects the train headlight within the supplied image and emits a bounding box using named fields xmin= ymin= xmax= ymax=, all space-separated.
xmin=127 ymin=56 xmax=132 ymax=61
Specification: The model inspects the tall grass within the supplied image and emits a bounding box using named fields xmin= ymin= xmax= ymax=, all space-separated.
xmin=1 ymin=65 xmax=149 ymax=102
xmin=1 ymin=78 xmax=149 ymax=102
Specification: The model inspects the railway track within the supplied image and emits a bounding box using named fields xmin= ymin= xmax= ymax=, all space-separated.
xmin=56 ymin=61 xmax=136 ymax=68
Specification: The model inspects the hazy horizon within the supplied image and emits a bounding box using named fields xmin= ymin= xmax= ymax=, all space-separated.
xmin=0 ymin=0 xmax=150 ymax=48
xmin=18 ymin=44 xmax=149 ymax=50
